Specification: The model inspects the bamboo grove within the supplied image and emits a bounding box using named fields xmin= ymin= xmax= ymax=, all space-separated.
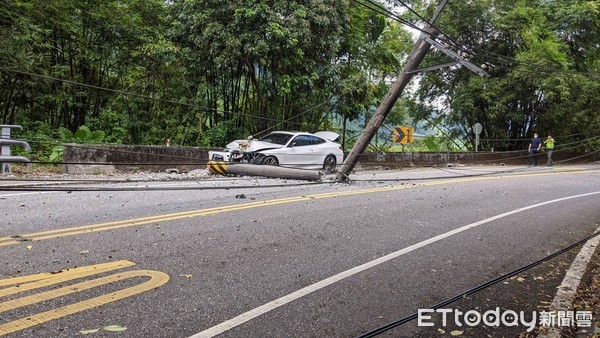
xmin=1 ymin=0 xmax=598 ymax=151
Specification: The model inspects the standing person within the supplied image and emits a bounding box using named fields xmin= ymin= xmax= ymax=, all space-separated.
xmin=544 ymin=135 xmax=555 ymax=166
xmin=528 ymin=133 xmax=542 ymax=166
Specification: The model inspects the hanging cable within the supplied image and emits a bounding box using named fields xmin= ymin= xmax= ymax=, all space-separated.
xmin=356 ymin=230 xmax=600 ymax=337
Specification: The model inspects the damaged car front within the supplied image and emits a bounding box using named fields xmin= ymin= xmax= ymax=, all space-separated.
xmin=208 ymin=132 xmax=293 ymax=164
xmin=208 ymin=131 xmax=343 ymax=172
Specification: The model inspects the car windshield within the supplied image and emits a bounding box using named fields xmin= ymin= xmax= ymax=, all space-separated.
xmin=259 ymin=133 xmax=293 ymax=145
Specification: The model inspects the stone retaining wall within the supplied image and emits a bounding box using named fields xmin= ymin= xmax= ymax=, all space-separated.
xmin=63 ymin=144 xmax=599 ymax=174
xmin=353 ymin=150 xmax=599 ymax=169
xmin=63 ymin=145 xmax=220 ymax=174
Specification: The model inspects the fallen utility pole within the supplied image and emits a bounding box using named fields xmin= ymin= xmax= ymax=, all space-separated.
xmin=337 ymin=0 xmax=448 ymax=181
xmin=207 ymin=161 xmax=321 ymax=181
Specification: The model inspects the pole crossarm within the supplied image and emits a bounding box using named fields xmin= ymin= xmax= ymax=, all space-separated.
xmin=421 ymin=35 xmax=490 ymax=78
xmin=404 ymin=61 xmax=459 ymax=75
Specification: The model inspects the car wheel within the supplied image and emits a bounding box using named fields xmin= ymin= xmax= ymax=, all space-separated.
xmin=250 ymin=153 xmax=265 ymax=164
xmin=262 ymin=156 xmax=279 ymax=166
xmin=323 ymin=155 xmax=336 ymax=173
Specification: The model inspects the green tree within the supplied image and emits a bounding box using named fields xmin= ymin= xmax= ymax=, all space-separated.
xmin=0 ymin=0 xmax=174 ymax=144
xmin=410 ymin=0 xmax=600 ymax=151
xmin=169 ymin=0 xmax=351 ymax=142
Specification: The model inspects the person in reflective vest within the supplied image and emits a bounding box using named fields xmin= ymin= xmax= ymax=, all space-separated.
xmin=544 ymin=135 xmax=555 ymax=166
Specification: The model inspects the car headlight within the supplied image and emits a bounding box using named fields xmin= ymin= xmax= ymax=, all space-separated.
xmin=212 ymin=154 xmax=224 ymax=160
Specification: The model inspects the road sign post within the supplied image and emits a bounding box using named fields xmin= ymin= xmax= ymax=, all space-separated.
xmin=473 ymin=123 xmax=482 ymax=152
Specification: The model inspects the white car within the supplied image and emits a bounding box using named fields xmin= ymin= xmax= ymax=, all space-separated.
xmin=208 ymin=131 xmax=344 ymax=172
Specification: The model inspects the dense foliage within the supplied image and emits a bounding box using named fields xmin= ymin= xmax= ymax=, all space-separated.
xmin=1 ymin=0 xmax=598 ymax=151
xmin=411 ymin=0 xmax=600 ymax=151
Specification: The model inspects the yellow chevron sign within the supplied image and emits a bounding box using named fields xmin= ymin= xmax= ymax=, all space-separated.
xmin=393 ymin=126 xmax=414 ymax=144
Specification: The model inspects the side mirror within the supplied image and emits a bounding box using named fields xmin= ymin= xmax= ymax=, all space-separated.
xmin=289 ymin=141 xmax=296 ymax=147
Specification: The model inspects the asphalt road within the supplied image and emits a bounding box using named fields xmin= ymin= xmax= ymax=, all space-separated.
xmin=1 ymin=165 xmax=599 ymax=337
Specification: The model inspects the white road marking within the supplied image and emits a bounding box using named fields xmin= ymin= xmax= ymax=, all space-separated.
xmin=0 ymin=191 xmax=60 ymax=198
xmin=537 ymin=225 xmax=600 ymax=338
xmin=190 ymin=191 xmax=600 ymax=338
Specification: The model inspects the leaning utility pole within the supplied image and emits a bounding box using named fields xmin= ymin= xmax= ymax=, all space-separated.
xmin=337 ymin=0 xmax=448 ymax=181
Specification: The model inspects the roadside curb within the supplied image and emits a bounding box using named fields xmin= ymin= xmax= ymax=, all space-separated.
xmin=538 ymin=228 xmax=600 ymax=337
xmin=573 ymin=246 xmax=600 ymax=337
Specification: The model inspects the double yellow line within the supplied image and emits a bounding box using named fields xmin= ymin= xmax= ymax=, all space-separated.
xmin=0 ymin=260 xmax=169 ymax=336
xmin=0 ymin=188 xmax=406 ymax=246
xmin=0 ymin=169 xmax=597 ymax=247
xmin=0 ymin=185 xmax=411 ymax=247
xmin=0 ymin=196 xmax=310 ymax=247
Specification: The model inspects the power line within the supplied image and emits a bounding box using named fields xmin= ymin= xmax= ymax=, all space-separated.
xmin=470 ymin=47 xmax=600 ymax=78
xmin=354 ymin=0 xmax=600 ymax=80
xmin=0 ymin=66 xmax=310 ymax=126
xmin=392 ymin=0 xmax=600 ymax=79
xmin=357 ymin=230 xmax=600 ymax=337
xmin=0 ymin=181 xmax=327 ymax=192
xmin=252 ymin=100 xmax=333 ymax=138
xmin=4 ymin=159 xmax=598 ymax=190
xmin=0 ymin=66 xmax=363 ymax=135
xmin=390 ymin=0 xmax=448 ymax=38
xmin=351 ymin=0 xmax=479 ymax=63
xmin=350 ymin=0 xmax=422 ymax=33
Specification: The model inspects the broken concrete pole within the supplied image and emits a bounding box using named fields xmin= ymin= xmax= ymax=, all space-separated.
xmin=207 ymin=161 xmax=321 ymax=181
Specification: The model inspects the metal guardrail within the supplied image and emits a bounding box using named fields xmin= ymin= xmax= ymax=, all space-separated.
xmin=0 ymin=125 xmax=31 ymax=174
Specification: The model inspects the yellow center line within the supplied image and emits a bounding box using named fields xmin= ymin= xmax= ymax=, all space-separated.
xmin=29 ymin=197 xmax=312 ymax=242
xmin=0 ymin=240 xmax=20 ymax=247
xmin=0 ymin=169 xmax=597 ymax=247
xmin=27 ymin=196 xmax=306 ymax=237
xmin=0 ymin=197 xmax=307 ymax=246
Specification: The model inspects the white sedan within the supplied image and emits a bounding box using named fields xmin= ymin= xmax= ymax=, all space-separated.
xmin=208 ymin=131 xmax=344 ymax=172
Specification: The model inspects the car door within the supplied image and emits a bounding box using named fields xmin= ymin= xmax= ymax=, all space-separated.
xmin=282 ymin=135 xmax=314 ymax=168
xmin=307 ymin=136 xmax=329 ymax=167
